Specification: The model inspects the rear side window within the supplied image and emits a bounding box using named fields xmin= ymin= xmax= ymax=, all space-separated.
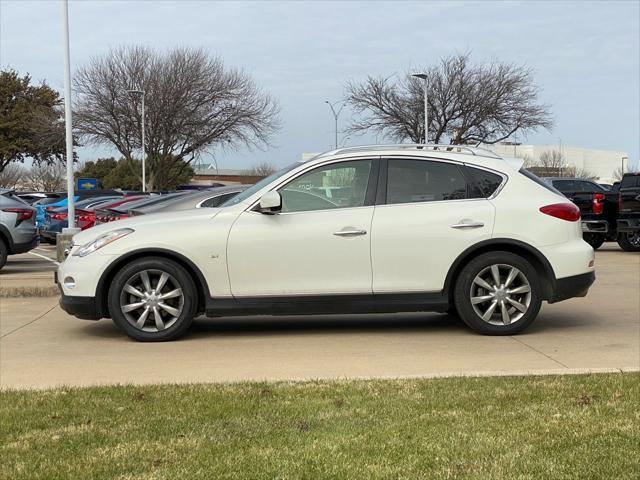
xmin=386 ymin=159 xmax=467 ymax=204
xmin=620 ymin=175 xmax=639 ymax=189
xmin=465 ymin=166 xmax=504 ymax=198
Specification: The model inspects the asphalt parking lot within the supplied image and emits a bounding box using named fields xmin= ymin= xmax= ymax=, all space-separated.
xmin=0 ymin=244 xmax=638 ymax=389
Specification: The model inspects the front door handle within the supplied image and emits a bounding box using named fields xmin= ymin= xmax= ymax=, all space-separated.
xmin=451 ymin=220 xmax=484 ymax=229
xmin=333 ymin=228 xmax=367 ymax=236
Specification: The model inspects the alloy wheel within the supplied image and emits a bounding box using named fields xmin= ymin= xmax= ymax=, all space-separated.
xmin=469 ymin=263 xmax=532 ymax=326
xmin=119 ymin=269 xmax=185 ymax=332
xmin=627 ymin=232 xmax=640 ymax=247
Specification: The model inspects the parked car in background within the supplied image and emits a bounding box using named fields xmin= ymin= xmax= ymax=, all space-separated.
xmin=17 ymin=192 xmax=63 ymax=205
xmin=41 ymin=196 xmax=122 ymax=243
xmin=616 ymin=172 xmax=640 ymax=251
xmin=0 ymin=189 xmax=38 ymax=270
xmin=542 ymin=177 xmax=619 ymax=249
xmin=58 ymin=145 xmax=595 ymax=341
xmin=129 ymin=186 xmax=248 ymax=216
xmin=94 ymin=192 xmax=189 ymax=224
xmin=75 ymin=196 xmax=147 ymax=230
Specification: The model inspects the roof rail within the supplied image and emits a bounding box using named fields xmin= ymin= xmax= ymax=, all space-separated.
xmin=316 ymin=144 xmax=502 ymax=160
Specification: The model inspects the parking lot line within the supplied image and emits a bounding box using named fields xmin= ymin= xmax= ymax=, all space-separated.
xmin=29 ymin=251 xmax=59 ymax=265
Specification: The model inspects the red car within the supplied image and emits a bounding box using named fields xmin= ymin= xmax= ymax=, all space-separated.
xmin=75 ymin=196 xmax=146 ymax=230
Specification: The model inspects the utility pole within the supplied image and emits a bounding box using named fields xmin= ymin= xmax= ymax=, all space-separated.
xmin=61 ymin=0 xmax=77 ymax=230
xmin=412 ymin=73 xmax=428 ymax=144
xmin=126 ymin=90 xmax=146 ymax=191
xmin=325 ymin=100 xmax=344 ymax=149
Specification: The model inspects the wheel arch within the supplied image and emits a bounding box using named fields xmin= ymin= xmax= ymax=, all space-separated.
xmin=443 ymin=239 xmax=556 ymax=301
xmin=0 ymin=224 xmax=13 ymax=253
xmin=96 ymin=248 xmax=210 ymax=318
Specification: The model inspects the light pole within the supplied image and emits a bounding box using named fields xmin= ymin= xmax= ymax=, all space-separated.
xmin=412 ymin=73 xmax=428 ymax=144
xmin=61 ymin=0 xmax=77 ymax=230
xmin=325 ymin=100 xmax=344 ymax=149
xmin=126 ymin=89 xmax=146 ymax=192
xmin=622 ymin=156 xmax=628 ymax=175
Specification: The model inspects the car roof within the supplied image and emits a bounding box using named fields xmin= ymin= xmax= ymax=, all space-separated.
xmin=305 ymin=144 xmax=517 ymax=173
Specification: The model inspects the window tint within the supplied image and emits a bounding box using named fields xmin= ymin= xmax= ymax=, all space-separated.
xmin=620 ymin=175 xmax=639 ymax=189
xmin=199 ymin=192 xmax=238 ymax=208
xmin=579 ymin=181 xmax=604 ymax=192
xmin=279 ymin=160 xmax=372 ymax=213
xmin=386 ymin=160 xmax=467 ymax=204
xmin=466 ymin=167 xmax=504 ymax=198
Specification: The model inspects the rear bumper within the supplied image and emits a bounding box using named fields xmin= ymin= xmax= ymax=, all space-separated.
xmin=617 ymin=218 xmax=640 ymax=233
xmin=11 ymin=234 xmax=39 ymax=254
xmin=581 ymin=220 xmax=608 ymax=234
xmin=549 ymin=271 xmax=595 ymax=304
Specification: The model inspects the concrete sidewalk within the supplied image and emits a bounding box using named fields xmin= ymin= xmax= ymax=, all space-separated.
xmin=1 ymin=244 xmax=638 ymax=389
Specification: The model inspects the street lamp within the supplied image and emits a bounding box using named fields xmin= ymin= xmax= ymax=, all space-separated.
xmin=325 ymin=100 xmax=344 ymax=149
xmin=622 ymin=156 xmax=628 ymax=174
xmin=126 ymin=89 xmax=146 ymax=192
xmin=61 ymin=0 xmax=77 ymax=230
xmin=412 ymin=73 xmax=428 ymax=144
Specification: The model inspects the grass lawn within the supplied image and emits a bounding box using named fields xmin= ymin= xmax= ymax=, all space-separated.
xmin=1 ymin=373 xmax=638 ymax=479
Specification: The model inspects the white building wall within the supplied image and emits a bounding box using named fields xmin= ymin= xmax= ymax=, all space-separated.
xmin=485 ymin=144 xmax=627 ymax=182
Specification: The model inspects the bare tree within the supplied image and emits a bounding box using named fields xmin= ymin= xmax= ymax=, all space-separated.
xmin=535 ymin=150 xmax=565 ymax=177
xmin=572 ymin=168 xmax=598 ymax=181
xmin=0 ymin=163 xmax=26 ymax=189
xmin=25 ymin=162 xmax=66 ymax=192
xmin=344 ymin=53 xmax=552 ymax=145
xmin=246 ymin=161 xmax=276 ymax=176
xmin=612 ymin=166 xmax=625 ymax=181
xmin=74 ymin=46 xmax=280 ymax=190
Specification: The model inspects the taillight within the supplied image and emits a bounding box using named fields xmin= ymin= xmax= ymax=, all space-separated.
xmin=592 ymin=193 xmax=605 ymax=215
xmin=539 ymin=203 xmax=581 ymax=222
xmin=2 ymin=208 xmax=33 ymax=226
xmin=51 ymin=213 xmax=68 ymax=221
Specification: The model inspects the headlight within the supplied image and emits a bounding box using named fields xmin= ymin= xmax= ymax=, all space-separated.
xmin=73 ymin=228 xmax=134 ymax=257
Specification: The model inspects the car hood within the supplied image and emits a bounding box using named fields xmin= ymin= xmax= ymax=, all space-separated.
xmin=72 ymin=207 xmax=223 ymax=245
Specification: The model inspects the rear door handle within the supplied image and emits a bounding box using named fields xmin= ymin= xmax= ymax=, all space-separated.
xmin=333 ymin=228 xmax=367 ymax=236
xmin=451 ymin=220 xmax=484 ymax=229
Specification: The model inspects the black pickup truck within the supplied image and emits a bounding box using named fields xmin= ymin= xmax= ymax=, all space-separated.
xmin=616 ymin=172 xmax=640 ymax=251
xmin=542 ymin=177 xmax=619 ymax=250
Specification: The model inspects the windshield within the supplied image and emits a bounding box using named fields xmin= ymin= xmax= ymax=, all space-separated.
xmin=220 ymin=162 xmax=302 ymax=207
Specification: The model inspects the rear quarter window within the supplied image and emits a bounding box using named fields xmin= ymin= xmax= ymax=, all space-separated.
xmin=465 ymin=166 xmax=504 ymax=198
xmin=520 ymin=169 xmax=563 ymax=196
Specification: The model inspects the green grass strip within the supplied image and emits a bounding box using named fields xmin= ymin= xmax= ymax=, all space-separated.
xmin=1 ymin=373 xmax=638 ymax=479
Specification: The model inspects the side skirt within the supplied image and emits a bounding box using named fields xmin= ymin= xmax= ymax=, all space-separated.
xmin=204 ymin=292 xmax=449 ymax=317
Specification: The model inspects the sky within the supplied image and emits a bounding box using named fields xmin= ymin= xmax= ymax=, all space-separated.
xmin=1 ymin=0 xmax=639 ymax=171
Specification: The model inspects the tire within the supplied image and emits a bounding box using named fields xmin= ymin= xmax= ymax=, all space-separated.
xmin=453 ymin=251 xmax=542 ymax=335
xmin=108 ymin=257 xmax=197 ymax=341
xmin=617 ymin=232 xmax=640 ymax=252
xmin=0 ymin=239 xmax=7 ymax=270
xmin=583 ymin=233 xmax=605 ymax=250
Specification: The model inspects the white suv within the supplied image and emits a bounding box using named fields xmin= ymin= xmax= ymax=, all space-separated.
xmin=57 ymin=145 xmax=595 ymax=341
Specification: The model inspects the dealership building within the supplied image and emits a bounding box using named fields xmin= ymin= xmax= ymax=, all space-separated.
xmin=484 ymin=143 xmax=628 ymax=183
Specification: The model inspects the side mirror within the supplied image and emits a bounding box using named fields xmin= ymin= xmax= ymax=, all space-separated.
xmin=258 ymin=191 xmax=282 ymax=214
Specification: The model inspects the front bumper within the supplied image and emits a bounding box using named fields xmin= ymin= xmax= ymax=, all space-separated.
xmin=617 ymin=218 xmax=640 ymax=233
xmin=58 ymin=283 xmax=102 ymax=320
xmin=549 ymin=271 xmax=596 ymax=304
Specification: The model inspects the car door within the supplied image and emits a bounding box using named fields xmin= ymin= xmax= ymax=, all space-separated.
xmin=370 ymin=158 xmax=497 ymax=293
xmin=227 ymin=159 xmax=378 ymax=297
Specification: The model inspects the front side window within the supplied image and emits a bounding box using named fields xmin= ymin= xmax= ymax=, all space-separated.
xmin=279 ymin=160 xmax=373 ymax=213
xmin=386 ymin=159 xmax=467 ymax=204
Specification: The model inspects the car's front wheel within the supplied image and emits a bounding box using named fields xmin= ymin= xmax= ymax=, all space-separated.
xmin=454 ymin=252 xmax=542 ymax=335
xmin=108 ymin=257 xmax=197 ymax=341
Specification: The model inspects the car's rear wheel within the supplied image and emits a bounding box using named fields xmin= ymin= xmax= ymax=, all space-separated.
xmin=617 ymin=232 xmax=640 ymax=252
xmin=0 ymin=239 xmax=7 ymax=270
xmin=454 ymin=252 xmax=542 ymax=335
xmin=108 ymin=257 xmax=197 ymax=341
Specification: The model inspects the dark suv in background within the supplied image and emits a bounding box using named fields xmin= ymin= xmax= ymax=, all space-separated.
xmin=617 ymin=172 xmax=640 ymax=251
xmin=0 ymin=189 xmax=38 ymax=270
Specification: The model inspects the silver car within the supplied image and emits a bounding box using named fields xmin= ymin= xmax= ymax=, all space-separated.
xmin=128 ymin=186 xmax=248 ymax=216
xmin=0 ymin=189 xmax=38 ymax=270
